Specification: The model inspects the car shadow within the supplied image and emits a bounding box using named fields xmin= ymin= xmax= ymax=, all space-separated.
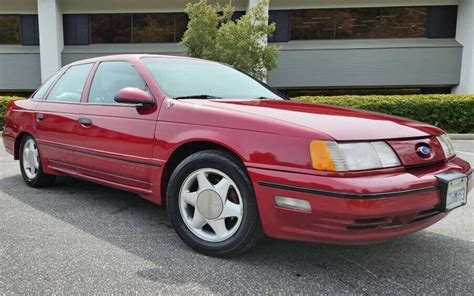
xmin=1 ymin=174 xmax=473 ymax=294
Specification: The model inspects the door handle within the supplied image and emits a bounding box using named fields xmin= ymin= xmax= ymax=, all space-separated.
xmin=78 ymin=118 xmax=93 ymax=127
xmin=36 ymin=113 xmax=44 ymax=121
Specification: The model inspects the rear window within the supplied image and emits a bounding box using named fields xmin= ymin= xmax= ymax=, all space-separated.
xmin=47 ymin=63 xmax=93 ymax=103
xmin=31 ymin=71 xmax=62 ymax=100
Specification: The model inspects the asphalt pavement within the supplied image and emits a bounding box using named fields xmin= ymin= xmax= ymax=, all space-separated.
xmin=0 ymin=138 xmax=473 ymax=294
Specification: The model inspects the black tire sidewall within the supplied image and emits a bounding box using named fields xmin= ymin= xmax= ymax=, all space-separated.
xmin=19 ymin=135 xmax=51 ymax=187
xmin=167 ymin=151 xmax=260 ymax=256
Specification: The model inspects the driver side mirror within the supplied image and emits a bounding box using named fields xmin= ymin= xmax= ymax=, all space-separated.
xmin=114 ymin=87 xmax=154 ymax=107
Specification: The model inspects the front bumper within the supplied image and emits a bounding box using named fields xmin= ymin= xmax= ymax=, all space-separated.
xmin=248 ymin=157 xmax=472 ymax=245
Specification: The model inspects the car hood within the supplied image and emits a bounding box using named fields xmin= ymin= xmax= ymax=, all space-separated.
xmin=198 ymin=99 xmax=442 ymax=141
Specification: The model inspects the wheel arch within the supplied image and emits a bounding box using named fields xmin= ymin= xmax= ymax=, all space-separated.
xmin=160 ymin=140 xmax=246 ymax=203
xmin=14 ymin=131 xmax=33 ymax=160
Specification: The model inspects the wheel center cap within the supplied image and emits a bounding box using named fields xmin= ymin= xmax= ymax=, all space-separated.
xmin=28 ymin=151 xmax=35 ymax=166
xmin=196 ymin=189 xmax=223 ymax=220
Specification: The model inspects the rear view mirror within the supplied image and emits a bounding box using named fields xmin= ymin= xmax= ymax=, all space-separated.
xmin=114 ymin=87 xmax=154 ymax=107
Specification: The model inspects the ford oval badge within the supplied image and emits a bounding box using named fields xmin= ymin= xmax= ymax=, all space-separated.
xmin=416 ymin=145 xmax=432 ymax=158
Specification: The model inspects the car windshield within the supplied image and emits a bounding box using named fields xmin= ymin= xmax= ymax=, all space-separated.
xmin=142 ymin=57 xmax=283 ymax=100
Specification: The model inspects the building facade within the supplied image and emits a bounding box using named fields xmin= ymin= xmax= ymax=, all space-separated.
xmin=0 ymin=0 xmax=473 ymax=94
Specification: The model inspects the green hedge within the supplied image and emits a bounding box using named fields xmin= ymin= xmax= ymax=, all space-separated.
xmin=294 ymin=95 xmax=474 ymax=134
xmin=0 ymin=96 xmax=21 ymax=129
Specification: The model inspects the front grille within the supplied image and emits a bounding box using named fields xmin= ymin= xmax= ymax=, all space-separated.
xmin=313 ymin=207 xmax=442 ymax=232
xmin=409 ymin=208 xmax=441 ymax=224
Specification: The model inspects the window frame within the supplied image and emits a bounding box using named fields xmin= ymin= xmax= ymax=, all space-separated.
xmin=44 ymin=62 xmax=95 ymax=104
xmin=84 ymin=60 xmax=155 ymax=107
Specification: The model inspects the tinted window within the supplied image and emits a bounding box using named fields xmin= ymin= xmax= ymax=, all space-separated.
xmin=88 ymin=62 xmax=146 ymax=104
xmin=47 ymin=64 xmax=93 ymax=102
xmin=21 ymin=15 xmax=40 ymax=45
xmin=290 ymin=9 xmax=336 ymax=40
xmin=90 ymin=14 xmax=131 ymax=43
xmin=381 ymin=7 xmax=427 ymax=38
xmin=133 ymin=14 xmax=175 ymax=43
xmin=174 ymin=13 xmax=188 ymax=42
xmin=143 ymin=58 xmax=281 ymax=100
xmin=335 ymin=8 xmax=381 ymax=39
xmin=289 ymin=7 xmax=428 ymax=40
xmin=32 ymin=71 xmax=62 ymax=100
xmin=63 ymin=14 xmax=89 ymax=45
xmin=0 ymin=15 xmax=21 ymax=44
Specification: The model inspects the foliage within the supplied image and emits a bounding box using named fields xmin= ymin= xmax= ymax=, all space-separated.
xmin=0 ymin=97 xmax=21 ymax=129
xmin=180 ymin=0 xmax=279 ymax=80
xmin=294 ymin=95 xmax=474 ymax=133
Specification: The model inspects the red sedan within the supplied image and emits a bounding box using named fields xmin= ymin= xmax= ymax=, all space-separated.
xmin=2 ymin=54 xmax=472 ymax=257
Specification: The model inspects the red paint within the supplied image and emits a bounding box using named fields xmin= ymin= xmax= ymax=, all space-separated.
xmin=114 ymin=87 xmax=154 ymax=106
xmin=387 ymin=137 xmax=446 ymax=167
xmin=2 ymin=54 xmax=472 ymax=245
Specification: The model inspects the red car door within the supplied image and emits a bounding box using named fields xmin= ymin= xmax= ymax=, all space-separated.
xmin=35 ymin=63 xmax=94 ymax=172
xmin=73 ymin=60 xmax=159 ymax=194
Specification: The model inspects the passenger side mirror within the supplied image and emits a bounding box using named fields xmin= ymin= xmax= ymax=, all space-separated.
xmin=114 ymin=87 xmax=154 ymax=107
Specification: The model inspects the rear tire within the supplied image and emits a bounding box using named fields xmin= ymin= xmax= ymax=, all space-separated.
xmin=167 ymin=150 xmax=263 ymax=257
xmin=19 ymin=135 xmax=56 ymax=188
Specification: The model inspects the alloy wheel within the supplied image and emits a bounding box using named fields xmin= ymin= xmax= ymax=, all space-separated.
xmin=22 ymin=138 xmax=40 ymax=180
xmin=178 ymin=168 xmax=244 ymax=242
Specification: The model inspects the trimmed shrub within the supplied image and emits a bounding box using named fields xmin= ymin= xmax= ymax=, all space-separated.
xmin=0 ymin=96 xmax=21 ymax=129
xmin=294 ymin=95 xmax=474 ymax=134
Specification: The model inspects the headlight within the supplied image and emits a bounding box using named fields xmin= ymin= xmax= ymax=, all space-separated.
xmin=310 ymin=140 xmax=401 ymax=171
xmin=437 ymin=134 xmax=456 ymax=158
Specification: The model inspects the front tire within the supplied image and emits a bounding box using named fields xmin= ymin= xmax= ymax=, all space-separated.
xmin=19 ymin=135 xmax=56 ymax=187
xmin=167 ymin=150 xmax=262 ymax=257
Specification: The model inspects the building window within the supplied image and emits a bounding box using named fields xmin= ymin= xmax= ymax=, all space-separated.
xmin=90 ymin=14 xmax=132 ymax=43
xmin=64 ymin=15 xmax=89 ymax=45
xmin=335 ymin=8 xmax=381 ymax=39
xmin=133 ymin=14 xmax=175 ymax=43
xmin=21 ymin=15 xmax=40 ymax=45
xmin=0 ymin=15 xmax=21 ymax=44
xmin=290 ymin=9 xmax=336 ymax=40
xmin=87 ymin=13 xmax=188 ymax=44
xmin=380 ymin=7 xmax=427 ymax=38
xmin=289 ymin=7 xmax=427 ymax=40
xmin=174 ymin=13 xmax=188 ymax=42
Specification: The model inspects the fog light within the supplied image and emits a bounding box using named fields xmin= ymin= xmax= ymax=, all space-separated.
xmin=274 ymin=196 xmax=311 ymax=212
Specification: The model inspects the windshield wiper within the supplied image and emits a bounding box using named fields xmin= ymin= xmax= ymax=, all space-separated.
xmin=173 ymin=95 xmax=223 ymax=100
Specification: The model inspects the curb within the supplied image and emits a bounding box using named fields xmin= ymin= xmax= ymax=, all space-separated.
xmin=448 ymin=134 xmax=474 ymax=140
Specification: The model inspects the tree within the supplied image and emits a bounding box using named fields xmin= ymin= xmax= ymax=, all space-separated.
xmin=180 ymin=0 xmax=279 ymax=81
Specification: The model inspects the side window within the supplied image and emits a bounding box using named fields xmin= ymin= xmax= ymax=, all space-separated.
xmin=47 ymin=63 xmax=93 ymax=103
xmin=88 ymin=61 xmax=146 ymax=104
xmin=32 ymin=71 xmax=62 ymax=100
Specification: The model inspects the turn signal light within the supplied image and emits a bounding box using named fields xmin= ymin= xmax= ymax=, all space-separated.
xmin=309 ymin=140 xmax=336 ymax=171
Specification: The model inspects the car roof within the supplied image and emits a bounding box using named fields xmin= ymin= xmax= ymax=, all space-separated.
xmin=67 ymin=54 xmax=206 ymax=67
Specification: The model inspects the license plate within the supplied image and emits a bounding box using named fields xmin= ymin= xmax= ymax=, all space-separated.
xmin=437 ymin=172 xmax=468 ymax=211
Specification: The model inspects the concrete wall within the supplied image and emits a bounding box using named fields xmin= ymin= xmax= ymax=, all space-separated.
xmin=61 ymin=39 xmax=463 ymax=89
xmin=270 ymin=39 xmax=462 ymax=88
xmin=0 ymin=46 xmax=41 ymax=91
xmin=453 ymin=0 xmax=474 ymax=94
xmin=59 ymin=0 xmax=249 ymax=13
